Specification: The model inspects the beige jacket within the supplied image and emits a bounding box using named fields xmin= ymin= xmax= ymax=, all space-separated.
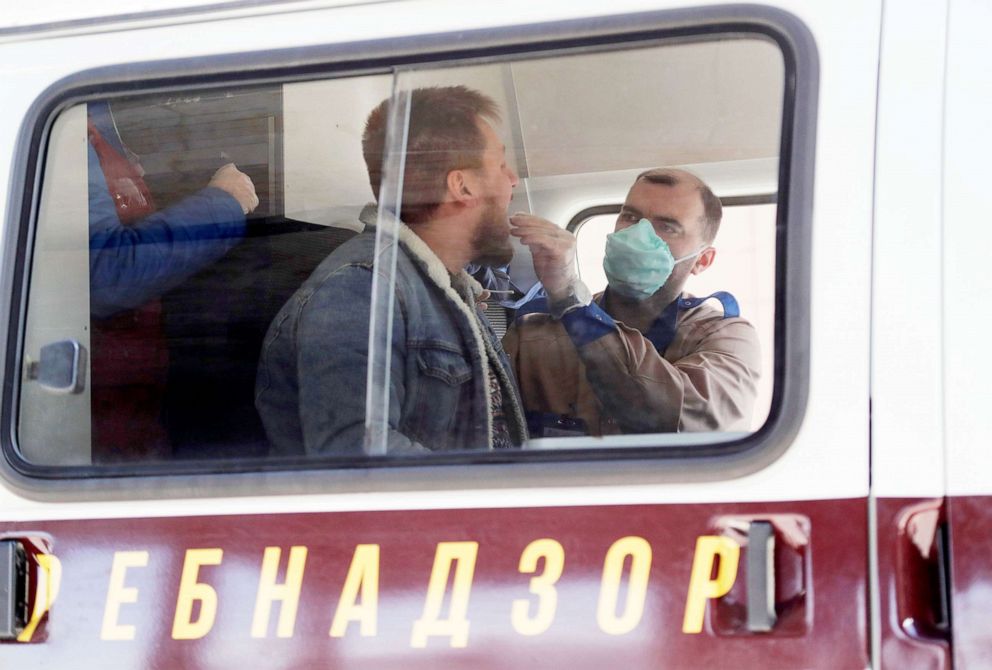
xmin=502 ymin=295 xmax=761 ymax=435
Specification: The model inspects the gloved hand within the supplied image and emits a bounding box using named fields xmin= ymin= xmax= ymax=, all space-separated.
xmin=509 ymin=212 xmax=582 ymax=301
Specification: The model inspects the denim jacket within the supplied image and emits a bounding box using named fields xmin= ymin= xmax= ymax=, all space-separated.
xmin=255 ymin=206 xmax=526 ymax=456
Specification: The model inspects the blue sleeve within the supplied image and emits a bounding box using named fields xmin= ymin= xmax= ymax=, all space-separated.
xmin=88 ymin=143 xmax=247 ymax=318
xmin=559 ymin=301 xmax=618 ymax=347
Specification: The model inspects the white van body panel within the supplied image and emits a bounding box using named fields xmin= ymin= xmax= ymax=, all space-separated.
xmin=0 ymin=0 xmax=874 ymax=514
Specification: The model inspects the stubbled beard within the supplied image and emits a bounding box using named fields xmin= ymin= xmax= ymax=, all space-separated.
xmin=471 ymin=201 xmax=514 ymax=267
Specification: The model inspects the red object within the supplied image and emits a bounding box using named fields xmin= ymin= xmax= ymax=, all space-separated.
xmin=87 ymin=120 xmax=156 ymax=225
xmin=87 ymin=120 xmax=170 ymax=462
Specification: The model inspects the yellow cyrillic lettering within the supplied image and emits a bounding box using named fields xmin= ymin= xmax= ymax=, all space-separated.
xmin=410 ymin=541 xmax=478 ymax=648
xmin=101 ymin=551 xmax=149 ymax=641
xmin=251 ymin=546 xmax=308 ymax=638
xmin=596 ymin=536 xmax=652 ymax=635
xmin=511 ymin=538 xmax=564 ymax=636
xmin=17 ymin=553 xmax=62 ymax=643
xmin=330 ymin=544 xmax=379 ymax=638
xmin=682 ymin=536 xmax=741 ymax=634
xmin=172 ymin=548 xmax=223 ymax=640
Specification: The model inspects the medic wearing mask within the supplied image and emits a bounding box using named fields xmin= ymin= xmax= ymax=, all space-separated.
xmin=503 ymin=168 xmax=761 ymax=436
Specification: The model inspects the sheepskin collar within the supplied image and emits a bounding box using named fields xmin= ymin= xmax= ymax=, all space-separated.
xmin=358 ymin=204 xmax=527 ymax=448
xmin=359 ymin=204 xmax=484 ymax=305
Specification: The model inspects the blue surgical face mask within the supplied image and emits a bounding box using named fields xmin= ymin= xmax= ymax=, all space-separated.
xmin=602 ymin=218 xmax=704 ymax=300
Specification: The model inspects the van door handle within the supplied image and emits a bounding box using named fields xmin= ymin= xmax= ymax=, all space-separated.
xmin=25 ymin=340 xmax=86 ymax=394
xmin=895 ymin=502 xmax=951 ymax=641
xmin=0 ymin=540 xmax=29 ymax=640
xmin=710 ymin=515 xmax=810 ymax=636
xmin=0 ymin=537 xmax=62 ymax=643
xmin=747 ymin=521 xmax=777 ymax=632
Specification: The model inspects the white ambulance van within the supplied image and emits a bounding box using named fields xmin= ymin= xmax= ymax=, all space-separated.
xmin=0 ymin=0 xmax=988 ymax=667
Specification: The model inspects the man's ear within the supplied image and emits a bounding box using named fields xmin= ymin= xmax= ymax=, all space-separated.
xmin=690 ymin=247 xmax=716 ymax=275
xmin=446 ymin=169 xmax=475 ymax=205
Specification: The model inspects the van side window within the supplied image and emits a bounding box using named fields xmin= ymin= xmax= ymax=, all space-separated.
xmin=15 ymin=34 xmax=788 ymax=470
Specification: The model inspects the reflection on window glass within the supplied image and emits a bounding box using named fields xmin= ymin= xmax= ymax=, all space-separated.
xmin=18 ymin=35 xmax=784 ymax=468
xmin=87 ymin=91 xmax=276 ymax=463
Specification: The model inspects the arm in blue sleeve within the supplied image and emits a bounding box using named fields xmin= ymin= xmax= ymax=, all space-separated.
xmin=87 ymin=143 xmax=247 ymax=318
xmin=559 ymin=301 xmax=618 ymax=347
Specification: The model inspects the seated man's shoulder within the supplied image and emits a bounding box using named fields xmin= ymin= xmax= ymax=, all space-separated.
xmin=681 ymin=293 xmax=752 ymax=325
xmin=686 ymin=305 xmax=755 ymax=333
xmin=677 ymin=293 xmax=757 ymax=337
xmin=299 ymin=232 xmax=377 ymax=289
xmin=322 ymin=229 xmax=376 ymax=265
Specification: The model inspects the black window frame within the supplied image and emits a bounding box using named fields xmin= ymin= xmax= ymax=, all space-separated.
xmin=0 ymin=4 xmax=816 ymax=494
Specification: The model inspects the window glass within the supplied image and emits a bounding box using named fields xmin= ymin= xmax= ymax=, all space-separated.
xmin=574 ymin=204 xmax=777 ymax=430
xmin=20 ymin=76 xmax=392 ymax=466
xmin=17 ymin=34 xmax=785 ymax=468
xmin=375 ymin=39 xmax=782 ymax=452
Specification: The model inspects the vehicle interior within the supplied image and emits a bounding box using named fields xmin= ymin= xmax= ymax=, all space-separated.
xmin=18 ymin=35 xmax=783 ymax=466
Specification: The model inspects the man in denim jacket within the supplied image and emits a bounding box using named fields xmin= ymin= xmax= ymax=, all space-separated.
xmin=256 ymin=86 xmax=527 ymax=456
